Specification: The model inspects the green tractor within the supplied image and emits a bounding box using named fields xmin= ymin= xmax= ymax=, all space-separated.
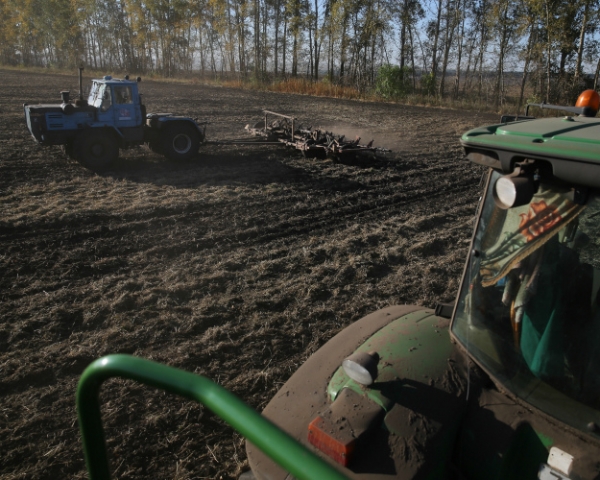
xmin=79 ymin=91 xmax=600 ymax=480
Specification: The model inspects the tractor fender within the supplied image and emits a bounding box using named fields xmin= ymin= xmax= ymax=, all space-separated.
xmin=145 ymin=114 xmax=205 ymax=142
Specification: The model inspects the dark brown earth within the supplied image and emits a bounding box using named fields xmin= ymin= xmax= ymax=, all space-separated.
xmin=0 ymin=69 xmax=497 ymax=479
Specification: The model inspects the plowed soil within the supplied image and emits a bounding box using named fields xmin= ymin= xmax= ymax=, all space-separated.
xmin=0 ymin=69 xmax=496 ymax=479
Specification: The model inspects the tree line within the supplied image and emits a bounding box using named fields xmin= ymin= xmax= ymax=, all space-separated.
xmin=1 ymin=0 xmax=599 ymax=109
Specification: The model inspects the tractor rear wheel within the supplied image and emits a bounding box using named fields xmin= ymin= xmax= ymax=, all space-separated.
xmin=74 ymin=130 xmax=118 ymax=169
xmin=160 ymin=124 xmax=200 ymax=161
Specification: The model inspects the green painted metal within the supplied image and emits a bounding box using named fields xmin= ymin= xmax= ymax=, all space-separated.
xmin=461 ymin=117 xmax=600 ymax=163
xmin=77 ymin=354 xmax=349 ymax=480
xmin=327 ymin=310 xmax=453 ymax=407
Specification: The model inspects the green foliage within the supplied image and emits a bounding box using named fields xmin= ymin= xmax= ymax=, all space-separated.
xmin=375 ymin=65 xmax=413 ymax=99
xmin=0 ymin=0 xmax=596 ymax=111
xmin=420 ymin=73 xmax=436 ymax=97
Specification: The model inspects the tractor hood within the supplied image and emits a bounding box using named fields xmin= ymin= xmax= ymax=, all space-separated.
xmin=25 ymin=103 xmax=64 ymax=112
xmin=24 ymin=102 xmax=96 ymax=145
xmin=326 ymin=309 xmax=464 ymax=414
xmin=247 ymin=306 xmax=469 ymax=479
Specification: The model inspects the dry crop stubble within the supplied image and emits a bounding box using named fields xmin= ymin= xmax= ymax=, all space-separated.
xmin=0 ymin=69 xmax=497 ymax=479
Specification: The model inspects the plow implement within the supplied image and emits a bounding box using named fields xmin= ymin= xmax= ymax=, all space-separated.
xmin=244 ymin=110 xmax=389 ymax=160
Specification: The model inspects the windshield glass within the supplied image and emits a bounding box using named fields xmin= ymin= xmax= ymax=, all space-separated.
xmin=452 ymin=170 xmax=600 ymax=433
xmin=88 ymin=81 xmax=100 ymax=105
xmin=88 ymin=82 xmax=111 ymax=110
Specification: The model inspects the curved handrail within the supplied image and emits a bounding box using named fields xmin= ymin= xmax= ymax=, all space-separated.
xmin=77 ymin=354 xmax=349 ymax=480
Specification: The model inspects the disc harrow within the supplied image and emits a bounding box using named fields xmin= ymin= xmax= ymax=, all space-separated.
xmin=245 ymin=110 xmax=389 ymax=160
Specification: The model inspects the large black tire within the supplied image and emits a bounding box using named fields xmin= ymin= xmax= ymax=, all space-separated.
xmin=160 ymin=124 xmax=200 ymax=161
xmin=74 ymin=129 xmax=119 ymax=169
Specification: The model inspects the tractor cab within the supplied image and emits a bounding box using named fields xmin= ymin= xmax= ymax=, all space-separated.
xmin=450 ymin=92 xmax=600 ymax=479
xmin=453 ymin=170 xmax=600 ymax=428
xmin=87 ymin=76 xmax=142 ymax=129
xmin=448 ymin=169 xmax=600 ymax=479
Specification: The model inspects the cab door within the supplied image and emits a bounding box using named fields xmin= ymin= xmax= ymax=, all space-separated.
xmin=111 ymin=85 xmax=139 ymax=128
xmin=90 ymin=83 xmax=115 ymax=124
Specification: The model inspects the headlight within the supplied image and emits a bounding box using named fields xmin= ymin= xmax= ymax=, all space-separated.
xmin=493 ymin=174 xmax=535 ymax=209
xmin=342 ymin=351 xmax=379 ymax=385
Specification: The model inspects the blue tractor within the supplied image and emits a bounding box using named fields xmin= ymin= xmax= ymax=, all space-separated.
xmin=24 ymin=68 xmax=205 ymax=169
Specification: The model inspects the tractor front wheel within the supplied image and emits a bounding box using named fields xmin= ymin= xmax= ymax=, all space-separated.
xmin=74 ymin=130 xmax=119 ymax=170
xmin=160 ymin=124 xmax=200 ymax=161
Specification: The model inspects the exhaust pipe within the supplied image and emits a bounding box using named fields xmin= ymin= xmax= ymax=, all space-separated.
xmin=79 ymin=66 xmax=84 ymax=103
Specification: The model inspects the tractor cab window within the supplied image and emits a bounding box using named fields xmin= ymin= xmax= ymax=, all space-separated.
xmin=88 ymin=83 xmax=112 ymax=112
xmin=114 ymin=86 xmax=132 ymax=104
xmin=452 ymin=170 xmax=600 ymax=433
xmin=88 ymin=82 xmax=97 ymax=104
xmin=100 ymin=87 xmax=112 ymax=112
xmin=88 ymin=82 xmax=101 ymax=106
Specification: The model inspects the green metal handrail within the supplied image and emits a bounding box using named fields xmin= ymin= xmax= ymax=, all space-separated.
xmin=77 ymin=354 xmax=349 ymax=480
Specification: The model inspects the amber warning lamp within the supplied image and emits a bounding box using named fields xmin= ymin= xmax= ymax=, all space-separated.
xmin=525 ymin=89 xmax=600 ymax=117
xmin=575 ymin=89 xmax=600 ymax=116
